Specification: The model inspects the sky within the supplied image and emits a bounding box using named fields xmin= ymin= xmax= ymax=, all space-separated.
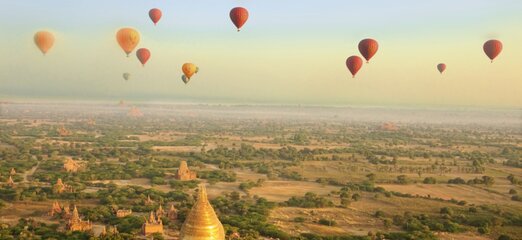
xmin=0 ymin=0 xmax=521 ymax=108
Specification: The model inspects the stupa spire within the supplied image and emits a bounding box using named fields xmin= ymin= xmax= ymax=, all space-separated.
xmin=179 ymin=185 xmax=225 ymax=240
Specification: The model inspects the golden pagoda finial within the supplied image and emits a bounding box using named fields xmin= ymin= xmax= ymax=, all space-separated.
xmin=179 ymin=185 xmax=225 ymax=240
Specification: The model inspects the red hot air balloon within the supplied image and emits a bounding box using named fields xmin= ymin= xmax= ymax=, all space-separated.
xmin=136 ymin=48 xmax=151 ymax=66
xmin=483 ymin=39 xmax=502 ymax=63
xmin=437 ymin=63 xmax=446 ymax=74
xmin=149 ymin=8 xmax=162 ymax=26
xmin=230 ymin=7 xmax=249 ymax=32
xmin=358 ymin=38 xmax=379 ymax=63
xmin=346 ymin=56 xmax=363 ymax=78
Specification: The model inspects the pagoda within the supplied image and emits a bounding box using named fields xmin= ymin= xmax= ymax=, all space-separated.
xmin=6 ymin=176 xmax=15 ymax=187
xmin=179 ymin=186 xmax=225 ymax=240
xmin=156 ymin=205 xmax=165 ymax=218
xmin=53 ymin=178 xmax=73 ymax=194
xmin=48 ymin=201 xmax=63 ymax=217
xmin=66 ymin=205 xmax=92 ymax=232
xmin=175 ymin=161 xmax=197 ymax=180
xmin=167 ymin=204 xmax=178 ymax=221
xmin=142 ymin=211 xmax=163 ymax=236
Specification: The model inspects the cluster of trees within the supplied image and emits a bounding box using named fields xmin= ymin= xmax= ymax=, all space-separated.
xmin=447 ymin=176 xmax=495 ymax=186
xmin=282 ymin=192 xmax=334 ymax=208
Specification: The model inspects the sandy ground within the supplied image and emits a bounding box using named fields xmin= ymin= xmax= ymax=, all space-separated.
xmin=378 ymin=183 xmax=520 ymax=206
xmin=249 ymin=181 xmax=339 ymax=202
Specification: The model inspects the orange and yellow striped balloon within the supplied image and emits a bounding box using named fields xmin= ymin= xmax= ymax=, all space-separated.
xmin=116 ymin=28 xmax=140 ymax=57
xmin=182 ymin=63 xmax=197 ymax=79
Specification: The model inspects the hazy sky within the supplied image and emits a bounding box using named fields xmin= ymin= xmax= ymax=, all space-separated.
xmin=0 ymin=0 xmax=521 ymax=108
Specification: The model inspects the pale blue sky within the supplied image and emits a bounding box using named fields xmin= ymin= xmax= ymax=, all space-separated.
xmin=0 ymin=0 xmax=521 ymax=107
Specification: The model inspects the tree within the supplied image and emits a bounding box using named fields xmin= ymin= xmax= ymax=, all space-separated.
xmin=482 ymin=176 xmax=495 ymax=186
xmin=366 ymin=173 xmax=376 ymax=182
xmin=396 ymin=175 xmax=408 ymax=184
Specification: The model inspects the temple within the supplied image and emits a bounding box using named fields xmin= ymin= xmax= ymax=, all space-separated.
xmin=179 ymin=185 xmax=225 ymax=240
xmin=57 ymin=126 xmax=71 ymax=136
xmin=175 ymin=161 xmax=197 ymax=180
xmin=53 ymin=178 xmax=73 ymax=194
xmin=381 ymin=122 xmax=398 ymax=131
xmin=63 ymin=158 xmax=82 ymax=172
xmin=142 ymin=211 xmax=163 ymax=236
xmin=66 ymin=205 xmax=92 ymax=232
xmin=156 ymin=205 xmax=165 ymax=218
xmin=167 ymin=203 xmax=178 ymax=221
xmin=6 ymin=176 xmax=15 ymax=187
xmin=48 ymin=201 xmax=62 ymax=217
xmin=116 ymin=209 xmax=132 ymax=218
xmin=144 ymin=195 xmax=154 ymax=205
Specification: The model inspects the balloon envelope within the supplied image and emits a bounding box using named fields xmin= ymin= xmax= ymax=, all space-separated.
xmin=346 ymin=56 xmax=363 ymax=78
xmin=123 ymin=73 xmax=131 ymax=81
xmin=182 ymin=75 xmax=189 ymax=84
xmin=34 ymin=31 xmax=55 ymax=55
xmin=230 ymin=7 xmax=249 ymax=31
xmin=182 ymin=63 xmax=197 ymax=79
xmin=149 ymin=8 xmax=162 ymax=25
xmin=116 ymin=28 xmax=140 ymax=56
xmin=437 ymin=63 xmax=446 ymax=74
xmin=358 ymin=38 xmax=379 ymax=63
xmin=136 ymin=48 xmax=151 ymax=66
xmin=483 ymin=39 xmax=502 ymax=62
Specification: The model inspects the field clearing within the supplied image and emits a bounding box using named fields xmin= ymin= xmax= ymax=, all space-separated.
xmin=270 ymin=207 xmax=392 ymax=236
xmin=152 ymin=146 xmax=202 ymax=152
xmin=249 ymin=181 xmax=339 ymax=202
xmin=378 ymin=183 xmax=519 ymax=206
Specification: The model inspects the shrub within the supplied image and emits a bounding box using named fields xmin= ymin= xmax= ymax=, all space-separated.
xmin=318 ymin=219 xmax=336 ymax=226
xmin=423 ymin=177 xmax=437 ymax=184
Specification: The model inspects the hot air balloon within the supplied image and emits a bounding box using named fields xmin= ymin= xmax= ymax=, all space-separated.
xmin=116 ymin=28 xmax=140 ymax=57
xmin=123 ymin=73 xmax=131 ymax=81
xmin=483 ymin=39 xmax=502 ymax=63
xmin=230 ymin=7 xmax=249 ymax=32
xmin=149 ymin=8 xmax=162 ymax=26
xmin=346 ymin=56 xmax=363 ymax=78
xmin=34 ymin=31 xmax=55 ymax=55
xmin=182 ymin=75 xmax=189 ymax=84
xmin=136 ymin=48 xmax=151 ymax=66
xmin=182 ymin=63 xmax=197 ymax=79
xmin=437 ymin=63 xmax=446 ymax=74
xmin=358 ymin=38 xmax=379 ymax=63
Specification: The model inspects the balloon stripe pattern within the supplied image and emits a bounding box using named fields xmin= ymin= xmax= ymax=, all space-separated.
xmin=116 ymin=28 xmax=140 ymax=57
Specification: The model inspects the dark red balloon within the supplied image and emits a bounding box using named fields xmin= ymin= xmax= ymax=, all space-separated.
xmin=230 ymin=7 xmax=249 ymax=32
xmin=437 ymin=63 xmax=446 ymax=74
xmin=358 ymin=38 xmax=379 ymax=63
xmin=149 ymin=8 xmax=162 ymax=25
xmin=483 ymin=39 xmax=502 ymax=63
xmin=136 ymin=48 xmax=151 ymax=66
xmin=346 ymin=56 xmax=363 ymax=78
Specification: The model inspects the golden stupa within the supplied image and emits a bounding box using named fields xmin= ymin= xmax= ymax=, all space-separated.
xmin=180 ymin=186 xmax=225 ymax=240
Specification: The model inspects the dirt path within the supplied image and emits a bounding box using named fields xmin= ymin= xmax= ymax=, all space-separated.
xmin=22 ymin=162 xmax=40 ymax=183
